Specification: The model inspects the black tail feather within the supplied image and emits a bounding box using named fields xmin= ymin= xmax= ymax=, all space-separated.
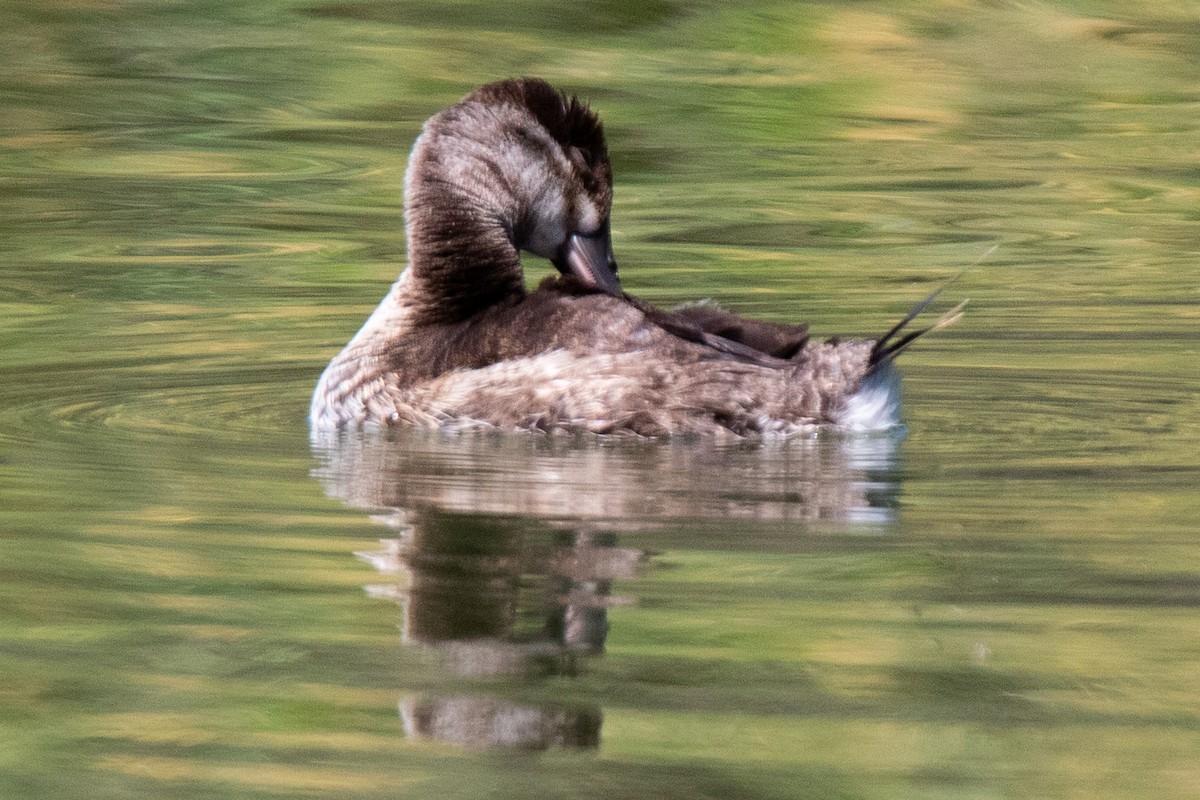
xmin=869 ymin=278 xmax=973 ymax=367
xmin=868 ymin=246 xmax=989 ymax=366
xmin=870 ymin=298 xmax=967 ymax=365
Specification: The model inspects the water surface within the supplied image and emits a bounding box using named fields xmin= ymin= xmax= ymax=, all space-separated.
xmin=3 ymin=1 xmax=1199 ymax=798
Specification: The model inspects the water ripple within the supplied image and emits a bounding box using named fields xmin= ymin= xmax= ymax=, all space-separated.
xmin=0 ymin=350 xmax=315 ymax=445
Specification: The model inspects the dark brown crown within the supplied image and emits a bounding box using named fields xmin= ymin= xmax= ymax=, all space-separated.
xmin=464 ymin=78 xmax=610 ymax=191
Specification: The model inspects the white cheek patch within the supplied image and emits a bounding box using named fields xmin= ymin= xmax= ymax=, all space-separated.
xmin=475 ymin=135 xmax=566 ymax=258
xmin=576 ymin=201 xmax=600 ymax=233
xmin=423 ymin=104 xmax=601 ymax=261
xmin=508 ymin=121 xmax=599 ymax=258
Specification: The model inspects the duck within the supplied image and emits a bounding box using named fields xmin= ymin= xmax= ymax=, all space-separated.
xmin=310 ymin=78 xmax=962 ymax=437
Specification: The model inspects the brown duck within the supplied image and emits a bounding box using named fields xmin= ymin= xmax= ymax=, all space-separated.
xmin=310 ymin=78 xmax=962 ymax=437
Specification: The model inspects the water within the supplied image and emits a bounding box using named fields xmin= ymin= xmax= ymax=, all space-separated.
xmin=3 ymin=1 xmax=1199 ymax=798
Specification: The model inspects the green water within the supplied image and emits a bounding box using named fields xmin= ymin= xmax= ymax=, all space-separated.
xmin=3 ymin=1 xmax=1199 ymax=798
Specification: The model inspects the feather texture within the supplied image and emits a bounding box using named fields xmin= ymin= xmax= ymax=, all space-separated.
xmin=311 ymin=79 xmax=961 ymax=437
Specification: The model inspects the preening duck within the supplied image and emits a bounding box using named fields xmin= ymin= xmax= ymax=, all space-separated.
xmin=310 ymin=78 xmax=962 ymax=437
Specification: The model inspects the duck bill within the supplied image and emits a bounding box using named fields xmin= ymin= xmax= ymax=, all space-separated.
xmin=554 ymin=226 xmax=622 ymax=296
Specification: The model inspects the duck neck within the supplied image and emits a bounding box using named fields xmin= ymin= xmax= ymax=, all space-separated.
xmin=400 ymin=151 xmax=526 ymax=327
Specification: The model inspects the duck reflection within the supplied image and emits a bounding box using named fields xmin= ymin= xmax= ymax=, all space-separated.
xmin=357 ymin=515 xmax=637 ymax=662
xmin=311 ymin=429 xmax=902 ymax=751
xmin=312 ymin=428 xmax=902 ymax=525
xmin=356 ymin=510 xmax=628 ymax=750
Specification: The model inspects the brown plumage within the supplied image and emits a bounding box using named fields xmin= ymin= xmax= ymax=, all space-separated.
xmin=310 ymin=78 xmax=961 ymax=437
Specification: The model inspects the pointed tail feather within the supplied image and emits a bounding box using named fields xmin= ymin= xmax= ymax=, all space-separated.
xmin=869 ymin=281 xmax=970 ymax=367
xmin=868 ymin=245 xmax=992 ymax=367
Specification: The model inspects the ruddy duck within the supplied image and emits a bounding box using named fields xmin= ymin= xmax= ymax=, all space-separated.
xmin=311 ymin=78 xmax=962 ymax=436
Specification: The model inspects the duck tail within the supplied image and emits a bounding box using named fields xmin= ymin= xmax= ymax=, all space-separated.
xmin=869 ymin=245 xmax=992 ymax=367
xmin=869 ymin=293 xmax=967 ymax=367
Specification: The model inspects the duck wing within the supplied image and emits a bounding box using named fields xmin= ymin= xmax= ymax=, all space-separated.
xmin=666 ymin=303 xmax=809 ymax=359
xmin=623 ymin=295 xmax=796 ymax=367
xmin=536 ymin=274 xmax=793 ymax=367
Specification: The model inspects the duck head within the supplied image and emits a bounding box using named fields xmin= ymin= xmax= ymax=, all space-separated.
xmin=403 ymin=78 xmax=620 ymax=325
